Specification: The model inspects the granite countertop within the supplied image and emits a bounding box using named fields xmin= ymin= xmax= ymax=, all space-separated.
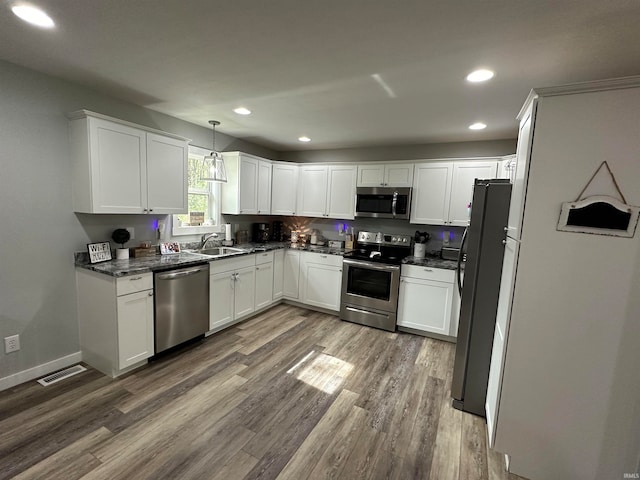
xmin=402 ymin=255 xmax=459 ymax=270
xmin=75 ymin=242 xmax=350 ymax=277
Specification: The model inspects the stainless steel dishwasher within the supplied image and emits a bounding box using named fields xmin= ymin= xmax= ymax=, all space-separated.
xmin=154 ymin=263 xmax=209 ymax=354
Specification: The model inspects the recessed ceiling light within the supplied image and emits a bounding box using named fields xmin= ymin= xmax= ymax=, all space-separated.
xmin=469 ymin=122 xmax=487 ymax=130
xmin=466 ymin=69 xmax=494 ymax=83
xmin=11 ymin=5 xmax=55 ymax=28
xmin=233 ymin=107 xmax=251 ymax=115
xmin=298 ymin=136 xmax=311 ymax=143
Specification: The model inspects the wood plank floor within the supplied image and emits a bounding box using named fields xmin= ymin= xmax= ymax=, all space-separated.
xmin=0 ymin=304 xmax=527 ymax=480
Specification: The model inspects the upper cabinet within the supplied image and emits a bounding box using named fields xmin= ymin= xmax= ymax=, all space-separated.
xmin=221 ymin=152 xmax=272 ymax=215
xmin=68 ymin=110 xmax=189 ymax=214
xmin=297 ymin=164 xmax=356 ymax=219
xmin=356 ymin=163 xmax=414 ymax=187
xmin=411 ymin=159 xmax=498 ymax=226
xmin=271 ymin=163 xmax=299 ymax=215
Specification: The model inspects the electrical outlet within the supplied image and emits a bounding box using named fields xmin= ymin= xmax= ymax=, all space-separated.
xmin=4 ymin=335 xmax=20 ymax=353
xmin=126 ymin=227 xmax=135 ymax=240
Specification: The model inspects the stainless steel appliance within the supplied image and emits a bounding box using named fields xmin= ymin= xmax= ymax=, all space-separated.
xmin=154 ymin=263 xmax=210 ymax=354
xmin=451 ymin=179 xmax=511 ymax=416
xmin=355 ymin=187 xmax=412 ymax=219
xmin=252 ymin=223 xmax=270 ymax=243
xmin=340 ymin=231 xmax=411 ymax=331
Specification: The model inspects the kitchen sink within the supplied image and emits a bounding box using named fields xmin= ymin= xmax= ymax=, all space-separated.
xmin=186 ymin=247 xmax=247 ymax=257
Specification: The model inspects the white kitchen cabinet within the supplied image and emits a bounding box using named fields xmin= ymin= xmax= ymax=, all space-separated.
xmin=283 ymin=249 xmax=301 ymax=299
xmin=272 ymin=249 xmax=285 ymax=300
xmin=254 ymin=251 xmax=275 ymax=310
xmin=209 ymin=255 xmax=256 ymax=332
xmin=506 ymin=101 xmax=536 ymax=240
xmin=397 ymin=265 xmax=456 ymax=337
xmin=221 ymin=152 xmax=272 ymax=215
xmin=486 ymin=236 xmax=519 ymax=446
xmin=356 ymin=163 xmax=414 ymax=187
xmin=299 ymin=252 xmax=343 ymax=311
xmin=76 ymin=269 xmax=154 ymax=377
xmin=410 ymin=159 xmax=498 ymax=226
xmin=271 ymin=163 xmax=298 ymax=215
xmin=297 ymin=165 xmax=356 ymax=219
xmin=68 ymin=110 xmax=188 ymax=214
xmin=410 ymin=162 xmax=453 ymax=225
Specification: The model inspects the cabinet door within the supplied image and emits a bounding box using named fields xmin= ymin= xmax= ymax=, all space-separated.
xmin=239 ymin=156 xmax=259 ymax=214
xmin=356 ymin=164 xmax=386 ymax=187
xmin=210 ymin=271 xmax=235 ymax=330
xmin=448 ymin=161 xmax=499 ymax=226
xmin=255 ymin=262 xmax=274 ymax=310
xmin=326 ymin=165 xmax=356 ymax=219
xmin=283 ymin=250 xmax=300 ymax=299
xmin=234 ymin=266 xmax=256 ymax=319
xmin=146 ymin=133 xmax=188 ymax=214
xmin=88 ymin=117 xmax=147 ymax=213
xmin=257 ymin=161 xmax=272 ymax=214
xmin=486 ymin=236 xmax=519 ymax=447
xmin=300 ymin=260 xmax=342 ymax=311
xmin=384 ymin=163 xmax=414 ymax=187
xmin=397 ymin=276 xmax=453 ymax=335
xmin=297 ymin=165 xmax=328 ymax=217
xmin=272 ymin=249 xmax=284 ymax=300
xmin=271 ymin=163 xmax=298 ymax=215
xmin=117 ymin=289 xmax=154 ymax=369
xmin=507 ymin=101 xmax=536 ymax=240
xmin=410 ymin=162 xmax=453 ymax=225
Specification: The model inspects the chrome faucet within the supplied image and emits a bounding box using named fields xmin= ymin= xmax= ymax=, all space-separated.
xmin=199 ymin=233 xmax=219 ymax=249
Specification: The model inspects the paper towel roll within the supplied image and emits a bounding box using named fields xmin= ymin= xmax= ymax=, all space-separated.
xmin=225 ymin=224 xmax=232 ymax=241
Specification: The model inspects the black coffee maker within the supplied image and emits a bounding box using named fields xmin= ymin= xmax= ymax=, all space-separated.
xmin=271 ymin=221 xmax=284 ymax=242
xmin=252 ymin=223 xmax=270 ymax=243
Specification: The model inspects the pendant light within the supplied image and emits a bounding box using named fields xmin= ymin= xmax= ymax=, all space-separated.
xmin=200 ymin=120 xmax=227 ymax=183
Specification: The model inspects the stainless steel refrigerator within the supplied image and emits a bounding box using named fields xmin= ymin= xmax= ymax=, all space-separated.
xmin=451 ymin=178 xmax=512 ymax=417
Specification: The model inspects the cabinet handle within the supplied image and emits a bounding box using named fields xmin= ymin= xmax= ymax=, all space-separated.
xmin=148 ymin=292 xmax=153 ymax=296
xmin=130 ymin=276 xmax=143 ymax=281
xmin=502 ymin=240 xmax=507 ymax=245
xmin=143 ymin=209 xmax=148 ymax=213
xmin=257 ymin=210 xmax=260 ymax=214
xmin=149 ymin=209 xmax=153 ymax=212
xmin=503 ymin=226 xmax=509 ymax=232
xmin=424 ymin=268 xmax=433 ymax=272
xmin=321 ymin=255 xmax=327 ymax=258
xmin=256 ymin=267 xmax=260 ymax=270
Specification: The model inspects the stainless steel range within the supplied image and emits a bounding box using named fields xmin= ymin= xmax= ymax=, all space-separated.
xmin=340 ymin=231 xmax=411 ymax=332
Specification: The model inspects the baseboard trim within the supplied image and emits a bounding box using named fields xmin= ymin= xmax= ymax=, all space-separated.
xmin=0 ymin=351 xmax=83 ymax=392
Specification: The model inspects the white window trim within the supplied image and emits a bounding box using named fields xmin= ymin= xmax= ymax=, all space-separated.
xmin=172 ymin=145 xmax=224 ymax=236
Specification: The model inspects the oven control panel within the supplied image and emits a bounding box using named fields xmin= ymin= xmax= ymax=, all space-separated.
xmin=357 ymin=231 xmax=411 ymax=246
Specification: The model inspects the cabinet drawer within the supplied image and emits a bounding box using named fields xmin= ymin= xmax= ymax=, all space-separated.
xmin=255 ymin=250 xmax=274 ymax=265
xmin=401 ymin=264 xmax=455 ymax=283
xmin=209 ymin=254 xmax=255 ymax=275
xmin=302 ymin=251 xmax=343 ymax=267
xmin=116 ymin=273 xmax=153 ymax=296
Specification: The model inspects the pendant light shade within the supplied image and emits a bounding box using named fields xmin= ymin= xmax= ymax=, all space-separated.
xmin=200 ymin=120 xmax=227 ymax=183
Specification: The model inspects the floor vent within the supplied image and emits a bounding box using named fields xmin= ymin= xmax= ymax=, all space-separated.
xmin=37 ymin=365 xmax=87 ymax=386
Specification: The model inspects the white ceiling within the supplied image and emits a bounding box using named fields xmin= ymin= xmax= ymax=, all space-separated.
xmin=2 ymin=1 xmax=639 ymax=151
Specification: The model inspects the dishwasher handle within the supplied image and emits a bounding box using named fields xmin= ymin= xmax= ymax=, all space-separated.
xmin=156 ymin=266 xmax=207 ymax=280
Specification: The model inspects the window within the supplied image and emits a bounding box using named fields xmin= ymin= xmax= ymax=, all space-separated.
xmin=172 ymin=145 xmax=223 ymax=236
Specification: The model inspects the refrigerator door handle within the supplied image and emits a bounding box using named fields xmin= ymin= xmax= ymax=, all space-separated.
xmin=457 ymin=226 xmax=468 ymax=295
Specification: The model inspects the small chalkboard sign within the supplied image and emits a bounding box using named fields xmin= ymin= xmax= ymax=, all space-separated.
xmin=87 ymin=242 xmax=112 ymax=263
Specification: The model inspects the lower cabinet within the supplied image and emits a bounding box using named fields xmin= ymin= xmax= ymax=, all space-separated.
xmin=283 ymin=250 xmax=301 ymax=299
xmin=397 ymin=265 xmax=458 ymax=337
xmin=76 ymin=269 xmax=154 ymax=377
xmin=209 ymin=255 xmax=256 ymax=332
xmin=272 ymin=249 xmax=284 ymax=300
xmin=255 ymin=251 xmax=275 ymax=310
xmin=299 ymin=252 xmax=343 ymax=311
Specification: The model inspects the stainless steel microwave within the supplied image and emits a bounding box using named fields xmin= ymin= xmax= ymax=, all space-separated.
xmin=355 ymin=187 xmax=412 ymax=219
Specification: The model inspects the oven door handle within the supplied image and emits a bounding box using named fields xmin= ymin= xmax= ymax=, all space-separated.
xmin=343 ymin=259 xmax=400 ymax=272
